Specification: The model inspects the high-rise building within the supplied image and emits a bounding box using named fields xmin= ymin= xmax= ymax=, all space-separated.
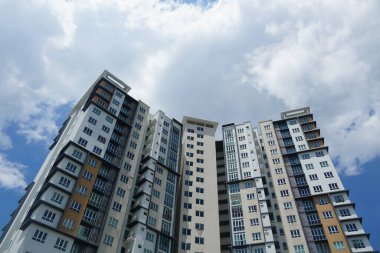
xmin=125 ymin=110 xmax=182 ymax=253
xmin=0 ymin=71 xmax=377 ymax=253
xmin=216 ymin=107 xmax=377 ymax=253
xmin=176 ymin=116 xmax=221 ymax=253
xmin=221 ymin=122 xmax=276 ymax=253
xmin=0 ymin=70 xmax=150 ymax=253
xmin=257 ymin=107 xmax=377 ymax=253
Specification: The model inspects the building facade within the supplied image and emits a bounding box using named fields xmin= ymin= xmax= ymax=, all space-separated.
xmin=222 ymin=122 xmax=276 ymax=253
xmin=176 ymin=116 xmax=221 ymax=253
xmin=125 ymin=110 xmax=182 ymax=253
xmin=0 ymin=72 xmax=377 ymax=253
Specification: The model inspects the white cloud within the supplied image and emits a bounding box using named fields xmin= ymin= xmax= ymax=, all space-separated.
xmin=0 ymin=0 xmax=379 ymax=179
xmin=0 ymin=153 xmax=27 ymax=190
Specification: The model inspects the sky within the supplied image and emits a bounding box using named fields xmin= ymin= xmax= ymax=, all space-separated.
xmin=0 ymin=0 xmax=379 ymax=249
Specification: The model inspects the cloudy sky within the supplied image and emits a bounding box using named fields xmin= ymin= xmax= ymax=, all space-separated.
xmin=0 ymin=0 xmax=379 ymax=248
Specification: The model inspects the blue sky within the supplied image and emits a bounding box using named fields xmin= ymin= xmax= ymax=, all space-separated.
xmin=0 ymin=0 xmax=379 ymax=249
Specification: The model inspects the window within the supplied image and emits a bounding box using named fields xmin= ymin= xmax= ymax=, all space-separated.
xmin=247 ymin=193 xmax=255 ymax=200
xmin=197 ymin=141 xmax=204 ymax=146
xmin=346 ymin=223 xmax=358 ymax=232
xmin=83 ymin=127 xmax=93 ymax=136
xmin=93 ymin=107 xmax=101 ymax=115
xmin=116 ymin=187 xmax=126 ymax=197
xmin=63 ymin=218 xmax=74 ymax=230
xmin=245 ymin=182 xmax=253 ymax=188
xmin=291 ymin=229 xmax=301 ymax=238
xmin=139 ymin=107 xmax=146 ymax=113
xmin=301 ymin=154 xmax=310 ymax=159
xmin=108 ymin=217 xmax=118 ymax=228
xmin=105 ymin=115 xmax=114 ymax=124
xmin=77 ymin=185 xmax=88 ymax=196
xmin=32 ymin=229 xmax=47 ymax=243
xmin=58 ymin=177 xmax=71 ymax=188
xmin=72 ymin=150 xmax=83 ymax=159
xmin=322 ymin=211 xmax=333 ymax=219
xmin=273 ymin=158 xmax=280 ymax=164
xmin=280 ymin=190 xmax=289 ymax=197
xmin=152 ymin=189 xmax=160 ymax=198
xmin=305 ymin=163 xmax=314 ymax=170
xmin=102 ymin=125 xmax=110 ymax=133
xmin=294 ymin=245 xmax=305 ymax=253
xmin=248 ymin=205 xmax=257 ymax=212
xmin=196 ymin=177 xmax=204 ymax=183
xmin=196 ymin=187 xmax=204 ymax=193
xmin=316 ymin=151 xmax=324 ymax=157
xmin=264 ymin=125 xmax=271 ymax=130
xmin=295 ymin=136 xmax=303 ymax=141
xmin=275 ymin=168 xmax=283 ymax=174
xmin=146 ymin=232 xmax=155 ymax=242
xmin=109 ymin=107 xmax=117 ymax=114
xmin=154 ymin=177 xmax=162 ymax=185
xmin=78 ymin=137 xmax=88 ymax=147
xmin=195 ymin=211 xmax=204 ymax=217
xmin=196 ymin=167 xmax=204 ymax=173
xmin=148 ymin=216 xmax=156 ymax=225
xmin=334 ymin=195 xmax=345 ymax=203
xmin=320 ymin=161 xmax=329 ymax=167
xmin=195 ymin=237 xmax=204 ymax=244
xmin=132 ymin=131 xmax=139 ymax=139
xmin=270 ymin=149 xmax=278 ymax=154
xmin=298 ymin=144 xmax=306 ymax=150
xmin=266 ymin=132 xmax=273 ymax=137
xmin=88 ymin=158 xmax=97 ymax=167
xmin=103 ymin=234 xmax=114 ymax=246
xmin=195 ymin=223 xmax=204 ymax=230
xmin=93 ymin=146 xmax=102 ymax=155
xmin=284 ymin=202 xmax=293 ymax=209
xmin=88 ymin=117 xmax=97 ymax=125
xmin=182 ymin=228 xmax=191 ymax=235
xmin=97 ymin=135 xmax=106 ymax=144
xmin=42 ymin=210 xmax=56 ymax=222
xmin=287 ymin=215 xmax=296 ymax=223
xmin=70 ymin=201 xmax=82 ymax=212
xmin=184 ymin=203 xmax=192 ymax=209
xmin=197 ymin=158 xmax=204 ymax=163
xmin=324 ymin=172 xmax=334 ymax=178
xmin=112 ymin=201 xmax=122 ymax=212
xmin=352 ymin=239 xmax=365 ymax=249
xmin=83 ymin=171 xmax=93 ymax=181
xmin=250 ymin=218 xmax=259 ymax=226
xmin=313 ymin=185 xmax=323 ymax=192
xmin=183 ymin=215 xmax=192 ymax=222
xmin=329 ymin=183 xmax=339 ymax=190
xmin=252 ymin=232 xmax=261 ymax=240
xmin=181 ymin=242 xmax=191 ymax=250
xmin=339 ymin=208 xmax=351 ymax=217
xmin=333 ymin=241 xmax=345 ymax=250
xmin=309 ymin=174 xmax=318 ymax=180
xmin=268 ymin=140 xmax=275 ymax=146
xmin=51 ymin=192 xmax=64 ymax=204
xmin=328 ymin=225 xmax=339 ymax=234
xmin=278 ymin=178 xmax=286 ymax=185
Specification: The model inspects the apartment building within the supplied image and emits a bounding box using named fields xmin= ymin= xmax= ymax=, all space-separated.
xmin=258 ymin=107 xmax=376 ymax=253
xmin=216 ymin=140 xmax=232 ymax=253
xmin=125 ymin=110 xmax=182 ymax=253
xmin=0 ymin=71 xmax=377 ymax=253
xmin=0 ymin=70 xmax=150 ymax=253
xmin=222 ymin=122 xmax=276 ymax=253
xmin=176 ymin=116 xmax=221 ymax=253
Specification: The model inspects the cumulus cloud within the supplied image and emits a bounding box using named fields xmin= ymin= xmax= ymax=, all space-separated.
xmin=0 ymin=0 xmax=379 ymax=180
xmin=0 ymin=154 xmax=27 ymax=190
